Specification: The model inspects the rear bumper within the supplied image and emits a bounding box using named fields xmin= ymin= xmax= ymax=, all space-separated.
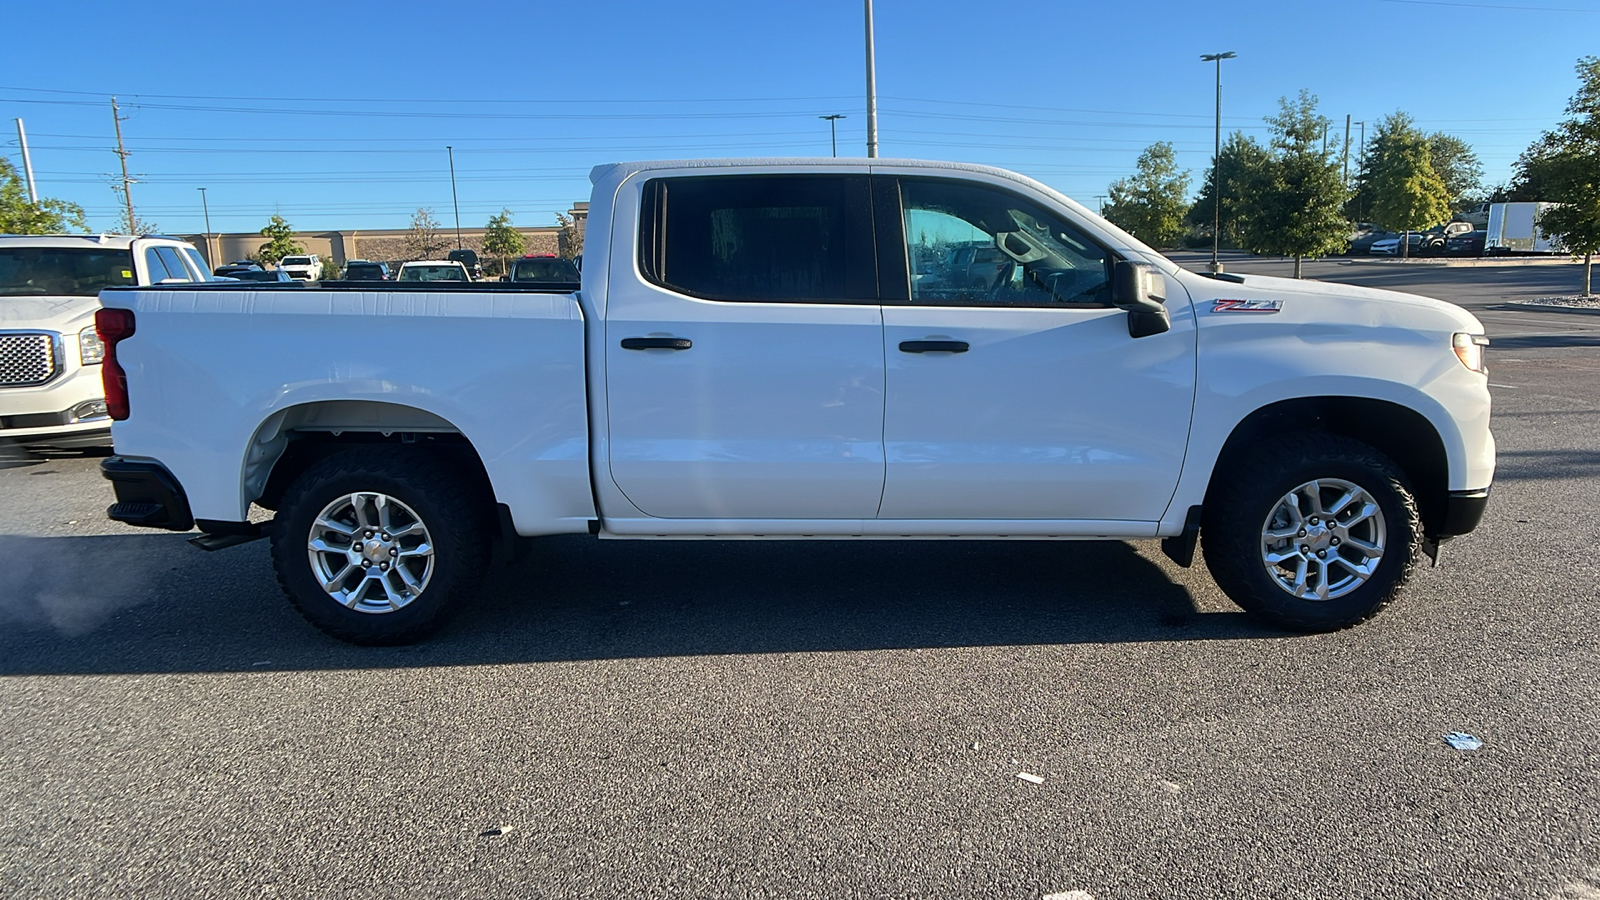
xmin=1438 ymin=487 xmax=1490 ymax=538
xmin=101 ymin=456 xmax=194 ymax=531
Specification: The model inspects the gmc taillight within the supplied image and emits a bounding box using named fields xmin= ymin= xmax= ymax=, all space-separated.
xmin=95 ymin=308 xmax=136 ymax=421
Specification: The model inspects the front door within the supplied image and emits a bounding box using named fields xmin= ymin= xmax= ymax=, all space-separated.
xmin=605 ymin=173 xmax=886 ymax=520
xmin=878 ymin=176 xmax=1197 ymax=522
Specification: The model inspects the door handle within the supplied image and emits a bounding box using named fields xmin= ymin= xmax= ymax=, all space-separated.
xmin=898 ymin=340 xmax=969 ymax=353
xmin=620 ymin=337 xmax=692 ymax=351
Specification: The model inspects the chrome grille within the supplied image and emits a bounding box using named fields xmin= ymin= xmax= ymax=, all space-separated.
xmin=0 ymin=333 xmax=58 ymax=388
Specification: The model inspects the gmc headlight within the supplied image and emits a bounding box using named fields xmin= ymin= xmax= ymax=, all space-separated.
xmin=80 ymin=325 xmax=106 ymax=365
xmin=1453 ymin=332 xmax=1489 ymax=375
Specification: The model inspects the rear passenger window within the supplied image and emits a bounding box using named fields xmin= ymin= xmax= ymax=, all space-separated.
xmin=639 ymin=175 xmax=876 ymax=303
xmin=152 ymin=246 xmax=194 ymax=283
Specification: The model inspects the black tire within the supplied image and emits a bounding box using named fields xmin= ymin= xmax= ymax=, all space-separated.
xmin=269 ymin=447 xmax=491 ymax=645
xmin=1201 ymin=432 xmax=1420 ymax=632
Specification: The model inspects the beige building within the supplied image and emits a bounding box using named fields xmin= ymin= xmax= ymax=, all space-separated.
xmin=184 ymin=203 xmax=587 ymax=272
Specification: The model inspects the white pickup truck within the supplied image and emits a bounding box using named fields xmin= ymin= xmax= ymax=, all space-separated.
xmin=95 ymin=158 xmax=1495 ymax=645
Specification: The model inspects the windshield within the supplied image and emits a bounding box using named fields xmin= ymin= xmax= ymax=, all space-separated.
xmin=345 ymin=264 xmax=385 ymax=278
xmin=0 ymin=247 xmax=138 ymax=297
xmin=510 ymin=258 xmax=580 ymax=282
xmin=398 ymin=265 xmax=467 ymax=282
xmin=281 ymin=256 xmax=312 ymax=265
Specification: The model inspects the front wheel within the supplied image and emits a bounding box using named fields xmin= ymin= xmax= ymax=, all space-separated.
xmin=1202 ymin=433 xmax=1421 ymax=631
xmin=269 ymin=448 xmax=490 ymax=645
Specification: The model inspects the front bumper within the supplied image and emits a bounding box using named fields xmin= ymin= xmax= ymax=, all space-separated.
xmin=101 ymin=456 xmax=194 ymax=531
xmin=1438 ymin=487 xmax=1490 ymax=538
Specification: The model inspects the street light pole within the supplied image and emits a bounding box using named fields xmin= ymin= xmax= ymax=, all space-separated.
xmin=1200 ymin=51 xmax=1236 ymax=275
xmin=446 ymin=145 xmax=463 ymax=250
xmin=864 ymin=0 xmax=878 ymax=158
xmin=820 ymin=114 xmax=846 ymax=157
xmin=198 ymin=187 xmax=213 ymax=268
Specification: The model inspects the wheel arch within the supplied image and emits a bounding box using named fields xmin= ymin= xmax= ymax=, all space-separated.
xmin=1204 ymin=396 xmax=1452 ymax=539
xmin=242 ymin=400 xmax=494 ymax=519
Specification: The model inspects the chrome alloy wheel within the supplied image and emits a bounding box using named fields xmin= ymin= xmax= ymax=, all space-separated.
xmin=1260 ymin=478 xmax=1387 ymax=601
xmin=306 ymin=492 xmax=435 ymax=613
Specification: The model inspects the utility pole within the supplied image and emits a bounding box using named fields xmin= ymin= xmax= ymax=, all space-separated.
xmin=446 ymin=145 xmax=462 ymax=249
xmin=198 ymin=187 xmax=213 ymax=267
xmin=864 ymin=0 xmax=878 ymax=158
xmin=1094 ymin=195 xmax=1108 ymax=215
xmin=1200 ymin=52 xmax=1237 ymax=275
xmin=13 ymin=119 xmax=38 ymax=206
xmin=820 ymin=114 xmax=846 ymax=157
xmin=1342 ymin=114 xmax=1352 ymax=187
xmin=111 ymin=97 xmax=137 ymax=234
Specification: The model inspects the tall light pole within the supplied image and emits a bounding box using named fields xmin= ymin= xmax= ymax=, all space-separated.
xmin=197 ymin=187 xmax=213 ymax=268
xmin=1200 ymin=51 xmax=1236 ymax=275
xmin=864 ymin=0 xmax=878 ymax=158
xmin=446 ymin=145 xmax=463 ymax=249
xmin=820 ymin=114 xmax=846 ymax=157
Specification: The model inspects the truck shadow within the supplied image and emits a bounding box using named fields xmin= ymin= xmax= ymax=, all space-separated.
xmin=0 ymin=532 xmax=1273 ymax=676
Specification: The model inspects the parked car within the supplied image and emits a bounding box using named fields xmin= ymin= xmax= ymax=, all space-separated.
xmin=1348 ymin=229 xmax=1396 ymax=256
xmin=0 ymin=233 xmax=212 ymax=449
xmin=228 ymin=269 xmax=294 ymax=282
xmin=277 ymin=254 xmax=323 ymax=281
xmin=1369 ymin=233 xmax=1431 ymax=256
xmin=214 ymin=261 xmax=263 ymax=278
xmin=446 ymin=248 xmax=482 ymax=279
xmin=342 ymin=260 xmax=391 ymax=281
xmin=98 ymin=157 xmax=1493 ymax=646
xmin=508 ymin=255 xmax=580 ymax=284
xmin=1445 ymin=229 xmax=1487 ymax=257
xmin=396 ymin=260 xmax=472 ymax=282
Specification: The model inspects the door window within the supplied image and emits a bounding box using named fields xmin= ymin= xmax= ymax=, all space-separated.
xmin=900 ymin=179 xmax=1112 ymax=308
xmin=639 ymin=175 xmax=876 ymax=303
xmin=146 ymin=246 xmax=195 ymax=283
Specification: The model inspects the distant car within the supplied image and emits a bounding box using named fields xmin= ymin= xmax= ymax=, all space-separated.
xmin=214 ymin=261 xmax=263 ymax=278
xmin=508 ymin=255 xmax=580 ymax=284
xmin=446 ymin=248 xmax=482 ymax=279
xmin=342 ymin=260 xmax=391 ymax=281
xmin=228 ymin=268 xmax=294 ymax=282
xmin=277 ymin=254 xmax=323 ymax=281
xmin=1369 ymin=233 xmax=1434 ymax=256
xmin=1445 ymin=229 xmax=1487 ymax=257
xmin=396 ymin=260 xmax=472 ymax=282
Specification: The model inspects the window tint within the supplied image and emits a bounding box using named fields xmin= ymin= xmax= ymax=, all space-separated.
xmin=900 ymin=179 xmax=1112 ymax=308
xmin=641 ymin=175 xmax=875 ymax=303
xmin=153 ymin=246 xmax=195 ymax=283
xmin=511 ymin=257 xmax=579 ymax=283
xmin=179 ymin=246 xmax=212 ymax=281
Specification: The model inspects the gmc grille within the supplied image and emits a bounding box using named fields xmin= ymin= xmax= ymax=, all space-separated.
xmin=0 ymin=333 xmax=58 ymax=388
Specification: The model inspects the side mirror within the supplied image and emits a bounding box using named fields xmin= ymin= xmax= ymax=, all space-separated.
xmin=1112 ymin=260 xmax=1171 ymax=338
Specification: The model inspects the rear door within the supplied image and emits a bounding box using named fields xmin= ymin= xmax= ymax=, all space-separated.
xmin=603 ymin=172 xmax=887 ymax=520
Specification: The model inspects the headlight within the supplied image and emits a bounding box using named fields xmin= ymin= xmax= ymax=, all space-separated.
xmin=1453 ymin=332 xmax=1489 ymax=375
xmin=79 ymin=325 xmax=105 ymax=365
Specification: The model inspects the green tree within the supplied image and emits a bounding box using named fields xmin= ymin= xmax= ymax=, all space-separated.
xmin=1370 ymin=133 xmax=1452 ymax=258
xmin=1185 ymin=131 xmax=1271 ymax=248
xmin=482 ymin=209 xmax=526 ymax=277
xmin=403 ymin=207 xmax=446 ymax=261
xmin=1101 ymin=142 xmax=1190 ymax=248
xmin=1351 ymin=113 xmax=1478 ymax=221
xmin=253 ymin=214 xmax=304 ymax=266
xmin=1516 ymin=56 xmax=1600 ymax=295
xmin=1427 ymin=133 xmax=1485 ymax=210
xmin=1240 ymin=91 xmax=1350 ymax=278
xmin=555 ymin=211 xmax=584 ymax=260
xmin=0 ymin=157 xmax=89 ymax=234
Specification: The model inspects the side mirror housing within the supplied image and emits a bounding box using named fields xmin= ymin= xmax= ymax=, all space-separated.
xmin=1112 ymin=260 xmax=1171 ymax=338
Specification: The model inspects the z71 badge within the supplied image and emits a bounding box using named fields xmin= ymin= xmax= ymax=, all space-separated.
xmin=1212 ymin=298 xmax=1284 ymax=314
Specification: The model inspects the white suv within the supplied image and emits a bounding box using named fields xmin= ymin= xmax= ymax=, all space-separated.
xmin=0 ymin=234 xmax=212 ymax=449
xmin=277 ymin=254 xmax=323 ymax=281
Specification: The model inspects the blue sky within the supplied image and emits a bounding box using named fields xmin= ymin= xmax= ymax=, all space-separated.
xmin=3 ymin=0 xmax=1596 ymax=235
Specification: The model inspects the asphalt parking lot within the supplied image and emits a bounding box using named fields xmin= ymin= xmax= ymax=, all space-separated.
xmin=2 ymin=259 xmax=1599 ymax=899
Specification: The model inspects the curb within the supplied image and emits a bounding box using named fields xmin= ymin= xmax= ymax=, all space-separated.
xmin=1334 ymin=257 xmax=1579 ymax=268
xmin=1491 ymin=303 xmax=1600 ymax=316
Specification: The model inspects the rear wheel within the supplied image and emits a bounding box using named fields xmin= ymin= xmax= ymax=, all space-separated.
xmin=270 ymin=448 xmax=490 ymax=645
xmin=1202 ymin=433 xmax=1420 ymax=631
